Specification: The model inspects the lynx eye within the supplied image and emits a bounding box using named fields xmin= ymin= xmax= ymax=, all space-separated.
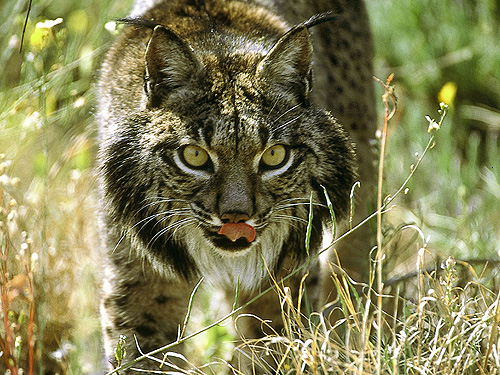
xmin=181 ymin=145 xmax=209 ymax=168
xmin=261 ymin=145 xmax=288 ymax=168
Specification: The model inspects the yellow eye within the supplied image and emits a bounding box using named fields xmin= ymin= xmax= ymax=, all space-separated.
xmin=182 ymin=145 xmax=209 ymax=168
xmin=261 ymin=145 xmax=287 ymax=167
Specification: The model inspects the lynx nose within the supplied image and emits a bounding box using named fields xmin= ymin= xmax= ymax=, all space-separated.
xmin=221 ymin=212 xmax=250 ymax=224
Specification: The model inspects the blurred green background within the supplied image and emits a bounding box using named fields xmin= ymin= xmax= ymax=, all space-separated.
xmin=0 ymin=0 xmax=499 ymax=373
xmin=367 ymin=0 xmax=500 ymax=260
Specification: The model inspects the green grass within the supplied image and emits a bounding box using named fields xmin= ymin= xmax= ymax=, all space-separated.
xmin=1 ymin=0 xmax=499 ymax=374
xmin=366 ymin=0 xmax=500 ymax=262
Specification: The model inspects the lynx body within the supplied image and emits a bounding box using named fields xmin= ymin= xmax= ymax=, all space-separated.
xmin=98 ymin=0 xmax=375 ymax=371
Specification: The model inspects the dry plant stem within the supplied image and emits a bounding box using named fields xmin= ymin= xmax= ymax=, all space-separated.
xmin=28 ymin=279 xmax=35 ymax=375
xmin=0 ymin=192 xmax=15 ymax=374
xmin=374 ymin=74 xmax=397 ymax=374
xmin=0 ymin=188 xmax=35 ymax=374
xmin=484 ymin=285 xmax=500 ymax=370
xmin=19 ymin=0 xmax=33 ymax=53
xmin=178 ymin=277 xmax=204 ymax=340
xmin=37 ymin=74 xmax=50 ymax=374
xmin=416 ymin=247 xmax=426 ymax=366
xmin=0 ymin=236 xmax=17 ymax=374
xmin=391 ymin=285 xmax=400 ymax=375
xmin=0 ymin=221 xmax=22 ymax=374
xmin=22 ymin=239 xmax=36 ymax=375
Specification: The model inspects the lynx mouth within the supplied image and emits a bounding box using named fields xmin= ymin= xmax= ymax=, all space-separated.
xmin=206 ymin=223 xmax=257 ymax=251
xmin=210 ymin=236 xmax=254 ymax=251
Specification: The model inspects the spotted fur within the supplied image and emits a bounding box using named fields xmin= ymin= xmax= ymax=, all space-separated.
xmin=98 ymin=0 xmax=375 ymax=371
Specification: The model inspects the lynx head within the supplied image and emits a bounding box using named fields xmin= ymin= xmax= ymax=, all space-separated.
xmin=98 ymin=11 xmax=357 ymax=290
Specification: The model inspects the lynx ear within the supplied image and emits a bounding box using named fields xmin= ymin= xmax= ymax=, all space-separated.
xmin=256 ymin=26 xmax=313 ymax=103
xmin=145 ymin=25 xmax=201 ymax=105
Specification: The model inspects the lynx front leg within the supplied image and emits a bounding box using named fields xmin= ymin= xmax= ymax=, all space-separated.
xmin=101 ymin=259 xmax=194 ymax=372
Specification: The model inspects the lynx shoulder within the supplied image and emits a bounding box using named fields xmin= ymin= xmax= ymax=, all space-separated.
xmin=97 ymin=0 xmax=375 ymax=371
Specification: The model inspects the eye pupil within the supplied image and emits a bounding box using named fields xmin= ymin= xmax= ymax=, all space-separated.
xmin=182 ymin=145 xmax=209 ymax=168
xmin=261 ymin=145 xmax=288 ymax=168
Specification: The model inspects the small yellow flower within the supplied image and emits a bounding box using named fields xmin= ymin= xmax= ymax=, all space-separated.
xmin=30 ymin=28 xmax=49 ymax=50
xmin=30 ymin=18 xmax=63 ymax=50
xmin=438 ymin=81 xmax=457 ymax=106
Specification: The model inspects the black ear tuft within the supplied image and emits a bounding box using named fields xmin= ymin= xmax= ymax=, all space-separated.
xmin=256 ymin=26 xmax=313 ymax=104
xmin=145 ymin=26 xmax=202 ymax=106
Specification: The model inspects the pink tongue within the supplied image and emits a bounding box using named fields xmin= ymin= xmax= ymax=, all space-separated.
xmin=217 ymin=223 xmax=256 ymax=243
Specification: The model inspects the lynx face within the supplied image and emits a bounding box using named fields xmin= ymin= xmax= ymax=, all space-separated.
xmin=99 ymin=4 xmax=356 ymax=293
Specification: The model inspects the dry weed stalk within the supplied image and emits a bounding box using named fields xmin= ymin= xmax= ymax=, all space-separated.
xmin=0 ymin=158 xmax=36 ymax=375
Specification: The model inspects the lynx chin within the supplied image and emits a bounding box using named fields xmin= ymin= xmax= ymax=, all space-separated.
xmin=97 ymin=0 xmax=376 ymax=371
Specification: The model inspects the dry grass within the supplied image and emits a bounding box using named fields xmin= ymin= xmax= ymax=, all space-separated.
xmin=234 ymin=258 xmax=500 ymax=375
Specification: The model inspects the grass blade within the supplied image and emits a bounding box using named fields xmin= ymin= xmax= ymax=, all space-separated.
xmin=305 ymin=192 xmax=314 ymax=256
xmin=322 ymin=185 xmax=337 ymax=238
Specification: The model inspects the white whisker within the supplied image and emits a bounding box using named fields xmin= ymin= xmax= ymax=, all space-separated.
xmin=275 ymin=202 xmax=325 ymax=210
xmin=132 ymin=209 xmax=191 ymax=233
xmin=137 ymin=198 xmax=188 ymax=212
xmin=273 ymin=214 xmax=309 ymax=225
xmin=273 ymin=113 xmax=305 ymax=132
xmin=270 ymin=103 xmax=301 ymax=125
xmin=148 ymin=217 xmax=196 ymax=246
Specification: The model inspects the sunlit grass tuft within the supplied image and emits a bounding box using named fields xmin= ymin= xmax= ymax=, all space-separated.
xmin=235 ymin=258 xmax=500 ymax=374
